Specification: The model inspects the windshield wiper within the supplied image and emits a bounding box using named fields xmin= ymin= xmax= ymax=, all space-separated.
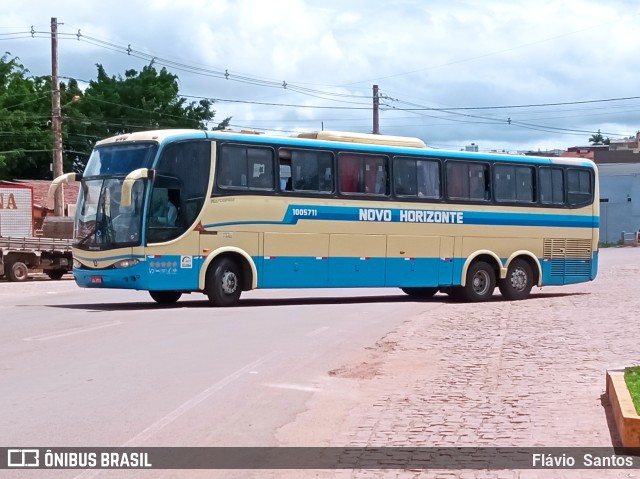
xmin=75 ymin=223 xmax=98 ymax=246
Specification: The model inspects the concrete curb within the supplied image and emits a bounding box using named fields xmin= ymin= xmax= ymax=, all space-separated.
xmin=606 ymin=368 xmax=640 ymax=447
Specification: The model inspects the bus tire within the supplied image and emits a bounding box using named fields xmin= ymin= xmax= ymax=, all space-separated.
xmin=401 ymin=287 xmax=438 ymax=299
xmin=206 ymin=257 xmax=242 ymax=307
xmin=499 ymin=259 xmax=533 ymax=301
xmin=149 ymin=290 xmax=182 ymax=304
xmin=446 ymin=287 xmax=465 ymax=301
xmin=460 ymin=261 xmax=495 ymax=302
xmin=47 ymin=270 xmax=66 ymax=280
xmin=7 ymin=262 xmax=29 ymax=282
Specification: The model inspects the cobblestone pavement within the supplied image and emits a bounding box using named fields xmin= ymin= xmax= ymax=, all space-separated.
xmin=278 ymin=247 xmax=640 ymax=479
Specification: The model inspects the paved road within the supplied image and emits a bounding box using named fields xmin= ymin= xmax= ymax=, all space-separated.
xmin=2 ymin=247 xmax=639 ymax=479
xmin=277 ymin=247 xmax=640 ymax=479
xmin=0 ymin=277 xmax=431 ymax=478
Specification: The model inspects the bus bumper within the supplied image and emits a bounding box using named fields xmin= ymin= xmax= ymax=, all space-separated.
xmin=73 ymin=255 xmax=201 ymax=291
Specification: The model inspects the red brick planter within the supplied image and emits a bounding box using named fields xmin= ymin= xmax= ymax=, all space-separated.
xmin=606 ymin=369 xmax=640 ymax=447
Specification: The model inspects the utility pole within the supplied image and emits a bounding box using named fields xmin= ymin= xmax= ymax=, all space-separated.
xmin=372 ymin=84 xmax=380 ymax=134
xmin=51 ymin=17 xmax=64 ymax=216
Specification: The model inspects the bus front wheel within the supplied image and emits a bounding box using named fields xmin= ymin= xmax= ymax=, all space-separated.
xmin=206 ymin=257 xmax=242 ymax=307
xmin=498 ymin=259 xmax=533 ymax=301
xmin=460 ymin=261 xmax=495 ymax=302
xmin=149 ymin=290 xmax=182 ymax=304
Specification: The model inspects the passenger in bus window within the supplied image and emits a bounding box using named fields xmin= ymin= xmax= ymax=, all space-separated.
xmin=150 ymin=189 xmax=178 ymax=227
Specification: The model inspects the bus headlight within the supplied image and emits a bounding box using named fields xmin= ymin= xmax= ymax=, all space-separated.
xmin=73 ymin=259 xmax=82 ymax=268
xmin=113 ymin=259 xmax=140 ymax=269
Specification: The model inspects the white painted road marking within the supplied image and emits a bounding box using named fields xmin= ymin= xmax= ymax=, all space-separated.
xmin=73 ymin=351 xmax=279 ymax=479
xmin=23 ymin=321 xmax=122 ymax=341
xmin=121 ymin=351 xmax=280 ymax=447
xmin=306 ymin=326 xmax=330 ymax=337
xmin=264 ymin=382 xmax=322 ymax=392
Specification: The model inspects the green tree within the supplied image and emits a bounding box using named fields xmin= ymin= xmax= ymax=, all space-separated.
xmin=588 ymin=129 xmax=605 ymax=145
xmin=0 ymin=56 xmax=231 ymax=179
xmin=0 ymin=54 xmax=53 ymax=179
xmin=64 ymin=64 xmax=230 ymax=172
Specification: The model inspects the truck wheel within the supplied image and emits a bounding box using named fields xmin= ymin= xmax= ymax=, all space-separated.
xmin=149 ymin=291 xmax=182 ymax=304
xmin=7 ymin=262 xmax=29 ymax=282
xmin=47 ymin=270 xmax=66 ymax=280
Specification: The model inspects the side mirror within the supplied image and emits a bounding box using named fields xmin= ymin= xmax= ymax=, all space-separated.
xmin=48 ymin=173 xmax=82 ymax=208
xmin=121 ymin=168 xmax=155 ymax=208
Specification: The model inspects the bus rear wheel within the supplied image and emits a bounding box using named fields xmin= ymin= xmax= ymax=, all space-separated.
xmin=460 ymin=261 xmax=495 ymax=302
xmin=149 ymin=290 xmax=182 ymax=304
xmin=206 ymin=257 xmax=242 ymax=307
xmin=401 ymin=287 xmax=438 ymax=299
xmin=499 ymin=259 xmax=533 ymax=301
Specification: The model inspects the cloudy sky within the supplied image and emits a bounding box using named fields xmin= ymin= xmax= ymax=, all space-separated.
xmin=2 ymin=0 xmax=640 ymax=152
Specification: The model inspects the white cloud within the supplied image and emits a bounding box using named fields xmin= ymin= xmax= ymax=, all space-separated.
xmin=2 ymin=0 xmax=640 ymax=151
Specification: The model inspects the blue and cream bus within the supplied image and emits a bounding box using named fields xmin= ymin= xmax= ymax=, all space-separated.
xmin=50 ymin=129 xmax=599 ymax=305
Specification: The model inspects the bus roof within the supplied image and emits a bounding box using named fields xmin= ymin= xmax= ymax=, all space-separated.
xmin=94 ymin=129 xmax=208 ymax=146
xmin=93 ymin=128 xmax=597 ymax=170
xmin=295 ymin=131 xmax=426 ymax=149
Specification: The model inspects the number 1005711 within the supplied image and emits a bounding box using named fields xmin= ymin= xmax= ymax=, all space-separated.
xmin=292 ymin=208 xmax=318 ymax=217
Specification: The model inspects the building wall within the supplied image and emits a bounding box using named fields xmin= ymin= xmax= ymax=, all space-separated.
xmin=598 ymin=165 xmax=640 ymax=243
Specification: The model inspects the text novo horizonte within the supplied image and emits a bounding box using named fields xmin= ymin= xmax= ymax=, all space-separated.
xmin=359 ymin=208 xmax=464 ymax=224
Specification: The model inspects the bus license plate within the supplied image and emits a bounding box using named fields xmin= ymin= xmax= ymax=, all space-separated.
xmin=90 ymin=276 xmax=103 ymax=284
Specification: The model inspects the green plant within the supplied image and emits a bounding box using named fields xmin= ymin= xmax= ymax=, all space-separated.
xmin=624 ymin=366 xmax=640 ymax=415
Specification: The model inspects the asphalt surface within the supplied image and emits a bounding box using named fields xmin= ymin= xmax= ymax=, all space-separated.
xmin=3 ymin=248 xmax=638 ymax=479
xmin=0 ymin=277 xmax=425 ymax=477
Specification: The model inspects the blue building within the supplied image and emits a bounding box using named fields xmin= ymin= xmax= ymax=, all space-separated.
xmin=595 ymin=151 xmax=640 ymax=244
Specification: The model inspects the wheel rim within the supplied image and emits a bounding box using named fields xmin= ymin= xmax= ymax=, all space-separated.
xmin=14 ymin=264 xmax=28 ymax=280
xmin=472 ymin=270 xmax=490 ymax=295
xmin=510 ymin=267 xmax=528 ymax=291
xmin=221 ymin=270 xmax=238 ymax=295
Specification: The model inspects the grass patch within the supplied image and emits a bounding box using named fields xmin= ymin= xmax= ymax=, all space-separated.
xmin=624 ymin=366 xmax=640 ymax=415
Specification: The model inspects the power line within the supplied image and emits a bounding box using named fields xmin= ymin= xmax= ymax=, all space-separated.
xmin=16 ymin=28 xmax=371 ymax=105
xmin=182 ymin=94 xmax=371 ymax=110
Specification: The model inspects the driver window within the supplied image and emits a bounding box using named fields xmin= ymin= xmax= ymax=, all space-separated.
xmin=149 ymin=188 xmax=179 ymax=227
xmin=147 ymin=140 xmax=211 ymax=243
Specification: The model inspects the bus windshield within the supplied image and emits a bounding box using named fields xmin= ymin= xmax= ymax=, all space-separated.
xmin=83 ymin=143 xmax=157 ymax=177
xmin=75 ymin=178 xmax=146 ymax=249
xmin=74 ymin=143 xmax=157 ymax=249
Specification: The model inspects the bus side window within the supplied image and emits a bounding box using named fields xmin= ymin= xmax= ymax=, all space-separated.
xmin=279 ymin=149 xmax=292 ymax=191
xmin=394 ymin=159 xmax=416 ymax=196
xmin=540 ymin=167 xmax=565 ymax=205
xmin=288 ymin=150 xmax=333 ymax=193
xmin=248 ymin=149 xmax=275 ymax=190
xmin=217 ymin=145 xmax=275 ymax=190
xmin=446 ymin=161 xmax=489 ymax=201
xmin=417 ymin=160 xmax=440 ymax=198
xmin=339 ymin=155 xmax=359 ymax=193
xmin=339 ymin=153 xmax=388 ymax=196
xmin=446 ymin=161 xmax=466 ymax=199
xmin=567 ymin=169 xmax=592 ymax=206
